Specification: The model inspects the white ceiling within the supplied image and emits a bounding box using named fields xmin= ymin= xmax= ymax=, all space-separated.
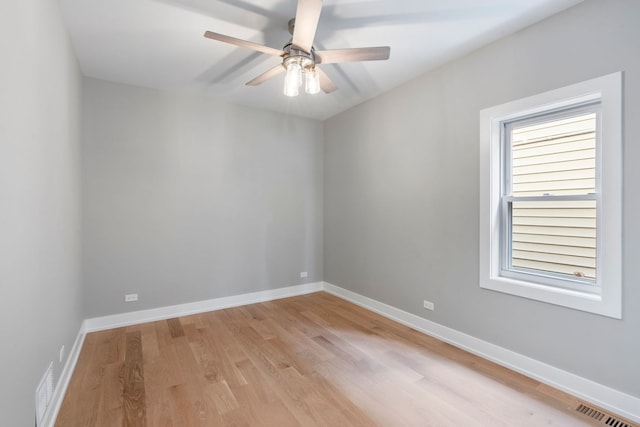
xmin=60 ymin=0 xmax=582 ymax=120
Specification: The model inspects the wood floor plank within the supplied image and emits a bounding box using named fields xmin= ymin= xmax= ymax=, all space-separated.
xmin=206 ymin=380 xmax=240 ymax=415
xmin=56 ymin=292 xmax=631 ymax=427
xmin=123 ymin=331 xmax=146 ymax=427
xmin=173 ymin=335 xmax=225 ymax=425
xmin=166 ymin=317 xmax=186 ymax=338
xmin=144 ymin=387 xmax=174 ymax=426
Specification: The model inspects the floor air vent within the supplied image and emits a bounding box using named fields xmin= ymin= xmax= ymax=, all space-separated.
xmin=577 ymin=403 xmax=605 ymax=421
xmin=575 ymin=403 xmax=634 ymax=427
xmin=605 ymin=417 xmax=631 ymax=427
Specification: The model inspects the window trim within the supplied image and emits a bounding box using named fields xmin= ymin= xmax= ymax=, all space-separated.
xmin=479 ymin=72 xmax=622 ymax=319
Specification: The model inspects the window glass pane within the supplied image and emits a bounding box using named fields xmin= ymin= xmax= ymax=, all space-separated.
xmin=511 ymin=199 xmax=596 ymax=280
xmin=511 ymin=113 xmax=596 ymax=196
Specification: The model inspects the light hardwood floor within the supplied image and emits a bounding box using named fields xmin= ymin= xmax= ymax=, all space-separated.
xmin=55 ymin=292 xmax=624 ymax=426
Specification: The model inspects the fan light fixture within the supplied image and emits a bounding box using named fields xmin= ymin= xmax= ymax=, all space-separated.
xmin=283 ymin=49 xmax=319 ymax=97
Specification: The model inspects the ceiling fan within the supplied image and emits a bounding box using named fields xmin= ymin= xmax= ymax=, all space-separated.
xmin=203 ymin=0 xmax=390 ymax=97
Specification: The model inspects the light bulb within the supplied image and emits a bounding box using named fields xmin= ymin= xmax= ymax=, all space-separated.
xmin=284 ymin=62 xmax=301 ymax=97
xmin=305 ymin=68 xmax=320 ymax=95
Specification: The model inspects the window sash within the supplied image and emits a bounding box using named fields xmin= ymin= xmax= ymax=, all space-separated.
xmin=499 ymin=195 xmax=600 ymax=293
xmin=499 ymin=106 xmax=601 ymax=292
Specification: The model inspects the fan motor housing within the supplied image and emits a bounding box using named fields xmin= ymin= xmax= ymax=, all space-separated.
xmin=282 ymin=43 xmax=315 ymax=70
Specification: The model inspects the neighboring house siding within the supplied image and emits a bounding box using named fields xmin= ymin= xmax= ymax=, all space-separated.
xmin=510 ymin=114 xmax=596 ymax=280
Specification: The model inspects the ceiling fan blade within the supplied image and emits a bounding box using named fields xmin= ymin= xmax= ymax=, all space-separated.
xmin=315 ymin=46 xmax=390 ymax=64
xmin=246 ymin=65 xmax=285 ymax=86
xmin=292 ymin=0 xmax=323 ymax=53
xmin=316 ymin=67 xmax=337 ymax=94
xmin=204 ymin=31 xmax=283 ymax=57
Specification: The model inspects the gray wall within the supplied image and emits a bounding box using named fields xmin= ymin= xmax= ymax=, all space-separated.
xmin=324 ymin=0 xmax=640 ymax=398
xmin=82 ymin=79 xmax=323 ymax=317
xmin=0 ymin=0 xmax=83 ymax=425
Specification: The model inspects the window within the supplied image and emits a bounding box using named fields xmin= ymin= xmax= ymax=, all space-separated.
xmin=479 ymin=72 xmax=622 ymax=318
xmin=505 ymin=109 xmax=598 ymax=290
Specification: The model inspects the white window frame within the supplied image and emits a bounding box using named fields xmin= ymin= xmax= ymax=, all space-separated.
xmin=479 ymin=72 xmax=622 ymax=318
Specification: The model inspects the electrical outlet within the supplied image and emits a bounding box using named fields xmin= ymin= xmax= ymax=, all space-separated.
xmin=59 ymin=345 xmax=65 ymax=363
xmin=300 ymin=272 xmax=308 ymax=278
xmin=423 ymin=300 xmax=435 ymax=311
xmin=125 ymin=293 xmax=138 ymax=302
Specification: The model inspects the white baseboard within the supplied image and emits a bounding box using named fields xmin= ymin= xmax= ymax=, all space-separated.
xmin=322 ymin=281 xmax=640 ymax=424
xmin=84 ymin=282 xmax=324 ymax=332
xmin=41 ymin=322 xmax=86 ymax=427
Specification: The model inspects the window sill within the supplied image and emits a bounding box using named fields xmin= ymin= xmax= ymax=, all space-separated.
xmin=480 ymin=274 xmax=620 ymax=318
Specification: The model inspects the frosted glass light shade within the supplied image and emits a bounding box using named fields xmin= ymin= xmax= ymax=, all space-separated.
xmin=284 ymin=62 xmax=301 ymax=97
xmin=305 ymin=68 xmax=320 ymax=94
